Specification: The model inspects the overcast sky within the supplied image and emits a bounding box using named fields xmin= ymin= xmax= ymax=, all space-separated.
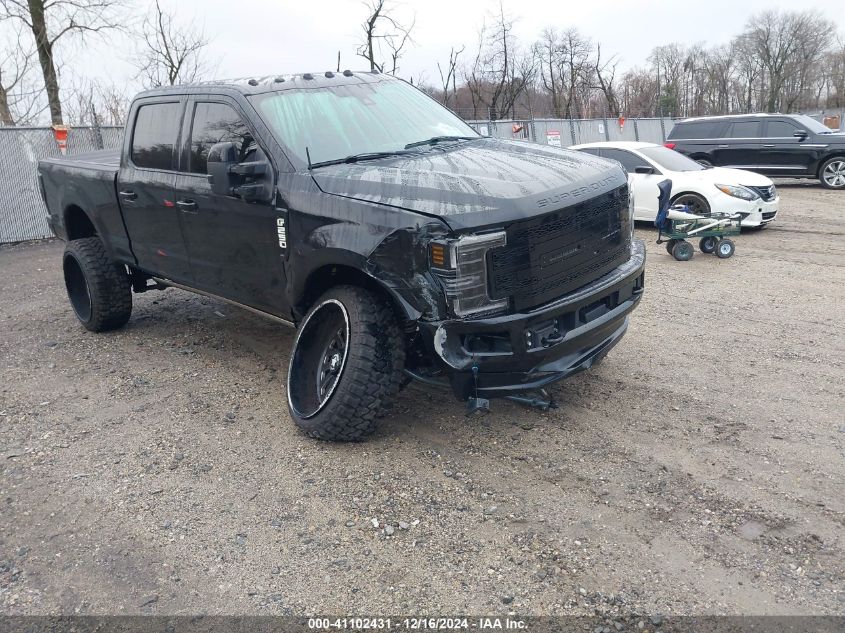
xmin=49 ymin=0 xmax=845 ymax=92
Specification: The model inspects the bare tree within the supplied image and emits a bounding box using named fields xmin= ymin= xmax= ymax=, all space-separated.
xmin=594 ymin=43 xmax=620 ymax=117
xmin=437 ymin=45 xmax=464 ymax=107
xmin=63 ymin=74 xmax=128 ymax=125
xmin=0 ymin=0 xmax=124 ymax=125
xmin=356 ymin=0 xmax=414 ymax=75
xmin=135 ymin=0 xmax=214 ymax=88
xmin=0 ymin=26 xmax=45 ymax=125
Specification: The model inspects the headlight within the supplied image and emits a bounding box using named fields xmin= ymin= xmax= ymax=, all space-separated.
xmin=430 ymin=232 xmax=508 ymax=317
xmin=715 ymin=183 xmax=759 ymax=201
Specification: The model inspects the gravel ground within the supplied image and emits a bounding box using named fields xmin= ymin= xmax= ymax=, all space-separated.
xmin=0 ymin=181 xmax=843 ymax=617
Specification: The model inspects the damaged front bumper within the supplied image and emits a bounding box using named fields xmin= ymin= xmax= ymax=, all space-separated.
xmin=421 ymin=240 xmax=646 ymax=399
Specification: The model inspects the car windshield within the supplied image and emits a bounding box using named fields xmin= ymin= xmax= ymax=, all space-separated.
xmin=638 ymin=146 xmax=705 ymax=172
xmin=792 ymin=114 xmax=833 ymax=134
xmin=251 ymin=78 xmax=479 ymax=167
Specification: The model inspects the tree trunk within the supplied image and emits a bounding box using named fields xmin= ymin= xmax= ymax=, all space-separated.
xmin=0 ymin=83 xmax=15 ymax=125
xmin=27 ymin=0 xmax=63 ymax=124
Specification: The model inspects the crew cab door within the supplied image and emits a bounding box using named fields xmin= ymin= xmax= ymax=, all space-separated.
xmin=175 ymin=97 xmax=289 ymax=315
xmin=118 ymin=98 xmax=192 ymax=282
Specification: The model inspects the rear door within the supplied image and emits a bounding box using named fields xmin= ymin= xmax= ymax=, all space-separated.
xmin=175 ymin=97 xmax=288 ymax=315
xmin=760 ymin=118 xmax=813 ymax=175
xmin=118 ymin=98 xmax=192 ymax=282
xmin=716 ymin=119 xmax=762 ymax=169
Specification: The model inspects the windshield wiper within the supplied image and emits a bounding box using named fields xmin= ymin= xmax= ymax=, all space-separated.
xmin=404 ymin=135 xmax=478 ymax=149
xmin=309 ymin=150 xmax=415 ymax=170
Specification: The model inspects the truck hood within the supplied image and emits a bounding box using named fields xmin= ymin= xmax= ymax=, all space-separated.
xmin=309 ymin=138 xmax=627 ymax=231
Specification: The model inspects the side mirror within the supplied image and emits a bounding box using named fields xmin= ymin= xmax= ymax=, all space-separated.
xmin=634 ymin=165 xmax=655 ymax=175
xmin=207 ymin=141 xmax=237 ymax=196
xmin=793 ymin=130 xmax=808 ymax=140
xmin=206 ymin=141 xmax=272 ymax=202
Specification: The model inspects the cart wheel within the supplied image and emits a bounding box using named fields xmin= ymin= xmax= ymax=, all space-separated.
xmin=699 ymin=236 xmax=718 ymax=254
xmin=671 ymin=240 xmax=694 ymax=261
xmin=665 ymin=239 xmax=678 ymax=254
xmin=716 ymin=239 xmax=735 ymax=259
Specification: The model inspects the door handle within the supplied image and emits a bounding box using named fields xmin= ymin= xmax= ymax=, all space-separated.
xmin=717 ymin=144 xmax=729 ymax=149
xmin=762 ymin=144 xmax=775 ymax=148
xmin=119 ymin=190 xmax=137 ymax=201
xmin=176 ymin=199 xmax=198 ymax=212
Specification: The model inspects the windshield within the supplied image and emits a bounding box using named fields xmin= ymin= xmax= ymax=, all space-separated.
xmin=251 ymin=78 xmax=478 ymax=167
xmin=638 ymin=145 xmax=705 ymax=172
xmin=792 ymin=114 xmax=833 ymax=134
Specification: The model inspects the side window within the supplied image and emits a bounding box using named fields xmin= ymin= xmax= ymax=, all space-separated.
xmin=576 ymin=148 xmax=603 ymax=157
xmin=188 ymin=102 xmax=254 ymax=174
xmin=766 ymin=120 xmax=800 ymax=138
xmin=602 ymin=148 xmax=649 ymax=172
xmin=726 ymin=121 xmax=761 ymax=138
xmin=130 ymin=102 xmax=181 ymax=170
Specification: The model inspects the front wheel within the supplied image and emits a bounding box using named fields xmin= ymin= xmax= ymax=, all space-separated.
xmin=716 ymin=239 xmax=736 ymax=259
xmin=287 ymin=285 xmax=405 ymax=441
xmin=63 ymin=237 xmax=132 ymax=332
xmin=671 ymin=192 xmax=711 ymax=216
xmin=671 ymin=240 xmax=694 ymax=261
xmin=819 ymin=157 xmax=845 ymax=189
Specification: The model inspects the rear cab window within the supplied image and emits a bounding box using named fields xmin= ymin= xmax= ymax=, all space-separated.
xmin=130 ymin=102 xmax=182 ymax=170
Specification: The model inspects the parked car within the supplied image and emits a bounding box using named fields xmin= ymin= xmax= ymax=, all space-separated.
xmin=666 ymin=113 xmax=845 ymax=189
xmin=570 ymin=141 xmax=778 ymax=227
xmin=38 ymin=71 xmax=645 ymax=442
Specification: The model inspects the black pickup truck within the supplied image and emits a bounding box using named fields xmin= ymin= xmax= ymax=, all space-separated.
xmin=38 ymin=71 xmax=645 ymax=441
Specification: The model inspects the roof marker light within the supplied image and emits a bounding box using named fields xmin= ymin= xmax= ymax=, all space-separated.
xmin=247 ymin=78 xmax=258 ymax=86
xmin=274 ymin=76 xmax=285 ymax=83
xmin=303 ymin=73 xmax=314 ymax=80
xmin=343 ymin=70 xmax=353 ymax=77
xmin=325 ymin=71 xmax=334 ymax=78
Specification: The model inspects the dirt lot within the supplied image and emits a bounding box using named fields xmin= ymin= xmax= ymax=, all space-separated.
xmin=1 ymin=182 xmax=843 ymax=618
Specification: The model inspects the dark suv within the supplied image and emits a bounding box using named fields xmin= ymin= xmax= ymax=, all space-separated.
xmin=666 ymin=114 xmax=845 ymax=189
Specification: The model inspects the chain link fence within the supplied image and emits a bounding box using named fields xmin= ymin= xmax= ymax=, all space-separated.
xmin=0 ymin=126 xmax=122 ymax=244
xmin=467 ymin=117 xmax=676 ymax=146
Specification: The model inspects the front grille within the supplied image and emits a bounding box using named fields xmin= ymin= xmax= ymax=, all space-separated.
xmin=488 ymin=185 xmax=631 ymax=312
xmin=747 ymin=185 xmax=776 ymax=201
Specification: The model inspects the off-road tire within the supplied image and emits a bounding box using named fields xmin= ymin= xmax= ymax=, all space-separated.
xmin=287 ymin=285 xmax=405 ymax=441
xmin=63 ymin=237 xmax=132 ymax=332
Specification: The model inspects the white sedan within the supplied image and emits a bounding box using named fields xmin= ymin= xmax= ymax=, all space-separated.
xmin=570 ymin=141 xmax=779 ymax=227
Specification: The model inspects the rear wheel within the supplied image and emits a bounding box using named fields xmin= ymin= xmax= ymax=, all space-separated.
xmin=63 ymin=237 xmax=132 ymax=332
xmin=819 ymin=157 xmax=845 ymax=189
xmin=671 ymin=192 xmax=711 ymax=216
xmin=671 ymin=240 xmax=694 ymax=261
xmin=287 ymin=285 xmax=405 ymax=441
xmin=665 ymin=239 xmax=678 ymax=254
xmin=699 ymin=236 xmax=718 ymax=253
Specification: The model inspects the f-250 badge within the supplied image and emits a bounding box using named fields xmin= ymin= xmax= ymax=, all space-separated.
xmin=276 ymin=217 xmax=287 ymax=250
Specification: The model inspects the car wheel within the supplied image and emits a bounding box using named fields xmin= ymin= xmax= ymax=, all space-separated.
xmin=287 ymin=285 xmax=405 ymax=441
xmin=716 ymin=239 xmax=736 ymax=259
xmin=63 ymin=237 xmax=132 ymax=332
xmin=671 ymin=240 xmax=694 ymax=261
xmin=671 ymin=192 xmax=711 ymax=216
xmin=819 ymin=157 xmax=845 ymax=189
xmin=699 ymin=237 xmax=718 ymax=253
